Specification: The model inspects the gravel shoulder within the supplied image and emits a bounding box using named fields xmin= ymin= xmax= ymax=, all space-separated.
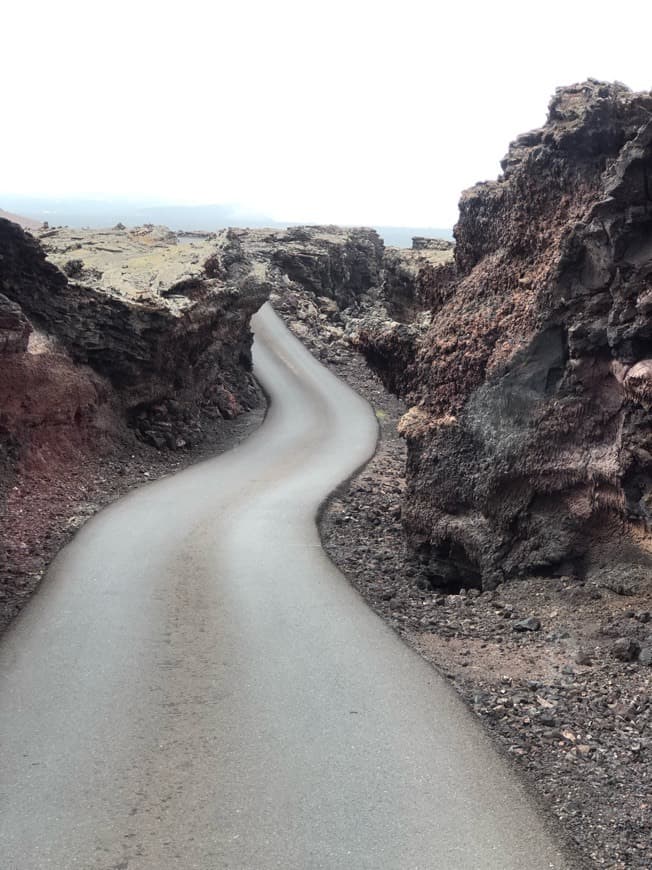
xmin=272 ymin=292 xmax=652 ymax=870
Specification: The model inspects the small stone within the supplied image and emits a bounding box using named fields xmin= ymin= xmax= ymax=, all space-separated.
xmin=575 ymin=648 xmax=592 ymax=665
xmin=638 ymin=646 xmax=652 ymax=666
xmin=513 ymin=617 xmax=541 ymax=632
xmin=612 ymin=637 xmax=641 ymax=662
xmin=542 ymin=728 xmax=560 ymax=740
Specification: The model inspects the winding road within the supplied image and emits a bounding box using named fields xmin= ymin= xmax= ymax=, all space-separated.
xmin=0 ymin=304 xmax=570 ymax=869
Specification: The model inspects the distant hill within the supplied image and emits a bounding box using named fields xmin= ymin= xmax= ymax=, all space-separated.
xmin=0 ymin=198 xmax=262 ymax=232
xmin=0 ymin=197 xmax=454 ymax=249
xmin=0 ymin=208 xmax=42 ymax=231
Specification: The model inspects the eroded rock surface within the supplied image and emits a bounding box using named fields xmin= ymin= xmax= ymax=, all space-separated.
xmin=356 ymin=80 xmax=652 ymax=592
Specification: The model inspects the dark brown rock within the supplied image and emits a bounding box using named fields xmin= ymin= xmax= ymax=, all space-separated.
xmin=0 ymin=294 xmax=31 ymax=353
xmin=269 ymin=225 xmax=384 ymax=309
xmin=2 ymin=222 xmax=268 ymax=436
xmin=513 ymin=617 xmax=541 ymax=632
xmin=612 ymin=637 xmax=641 ymax=661
xmin=356 ymin=80 xmax=652 ymax=591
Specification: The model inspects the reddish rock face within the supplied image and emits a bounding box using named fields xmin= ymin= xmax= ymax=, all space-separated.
xmin=358 ymin=80 xmax=652 ymax=590
xmin=0 ymin=217 xmax=268 ymax=618
xmin=0 ymin=220 xmax=271 ymax=449
xmin=0 ymin=230 xmax=123 ymax=625
xmin=0 ymin=223 xmax=117 ymax=463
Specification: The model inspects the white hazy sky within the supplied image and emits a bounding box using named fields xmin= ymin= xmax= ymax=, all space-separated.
xmin=3 ymin=0 xmax=651 ymax=227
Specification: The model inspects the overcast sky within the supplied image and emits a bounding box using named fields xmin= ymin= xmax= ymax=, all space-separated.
xmin=3 ymin=0 xmax=651 ymax=227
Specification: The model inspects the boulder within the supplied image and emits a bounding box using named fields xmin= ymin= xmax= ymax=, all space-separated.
xmin=356 ymin=80 xmax=652 ymax=590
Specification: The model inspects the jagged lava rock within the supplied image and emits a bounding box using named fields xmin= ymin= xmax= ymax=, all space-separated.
xmin=25 ymin=224 xmax=271 ymax=443
xmin=266 ymin=225 xmax=384 ymax=308
xmin=357 ymin=80 xmax=652 ymax=590
xmin=0 ymin=219 xmax=126 ymax=472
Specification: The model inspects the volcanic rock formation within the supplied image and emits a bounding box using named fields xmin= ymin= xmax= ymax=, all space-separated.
xmin=0 ymin=221 xmax=121 ymax=466
xmin=23 ymin=224 xmax=272 ymax=448
xmin=356 ymin=80 xmax=652 ymax=591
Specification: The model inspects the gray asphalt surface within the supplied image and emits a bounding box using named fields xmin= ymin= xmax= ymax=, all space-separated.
xmin=0 ymin=304 xmax=571 ymax=869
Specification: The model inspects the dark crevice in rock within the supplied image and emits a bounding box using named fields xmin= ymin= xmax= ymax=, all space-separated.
xmin=416 ymin=539 xmax=484 ymax=594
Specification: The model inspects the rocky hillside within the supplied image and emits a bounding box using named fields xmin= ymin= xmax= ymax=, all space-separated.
xmin=356 ymin=80 xmax=652 ymax=595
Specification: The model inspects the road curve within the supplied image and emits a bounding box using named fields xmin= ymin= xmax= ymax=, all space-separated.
xmin=0 ymin=304 xmax=569 ymax=869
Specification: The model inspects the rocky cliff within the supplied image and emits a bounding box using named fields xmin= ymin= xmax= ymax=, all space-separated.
xmin=20 ymin=224 xmax=272 ymax=448
xmin=0 ymin=221 xmax=122 ymax=463
xmin=357 ymin=80 xmax=652 ymax=591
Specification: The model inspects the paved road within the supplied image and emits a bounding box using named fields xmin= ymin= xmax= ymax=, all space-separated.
xmin=0 ymin=304 xmax=570 ymax=869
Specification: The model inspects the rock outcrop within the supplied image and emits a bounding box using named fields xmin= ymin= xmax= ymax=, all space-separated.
xmin=268 ymin=225 xmax=384 ymax=308
xmin=0 ymin=222 xmax=120 ymax=464
xmin=15 ymin=224 xmax=271 ymax=448
xmin=411 ymin=237 xmax=454 ymax=252
xmin=356 ymin=80 xmax=652 ymax=591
